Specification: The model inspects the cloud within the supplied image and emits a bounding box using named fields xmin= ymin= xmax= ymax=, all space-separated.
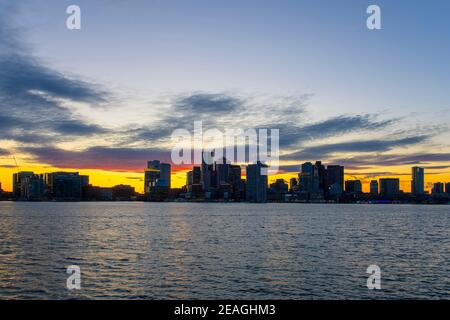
xmin=279 ymin=114 xmax=397 ymax=148
xmin=0 ymin=5 xmax=110 ymax=144
xmin=52 ymin=120 xmax=108 ymax=136
xmin=21 ymin=146 xmax=175 ymax=172
xmin=335 ymin=152 xmax=450 ymax=169
xmin=282 ymin=135 xmax=430 ymax=161
xmin=174 ymin=93 xmax=241 ymax=114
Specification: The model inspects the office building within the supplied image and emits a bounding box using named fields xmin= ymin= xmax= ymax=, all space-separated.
xmin=21 ymin=174 xmax=45 ymax=200
xmin=201 ymin=151 xmax=214 ymax=190
xmin=313 ymin=161 xmax=326 ymax=193
xmin=326 ymin=165 xmax=344 ymax=193
xmin=290 ymin=178 xmax=298 ymax=192
xmin=379 ymin=178 xmax=400 ymax=197
xmin=412 ymin=167 xmax=425 ymax=194
xmin=145 ymin=160 xmax=171 ymax=194
xmin=345 ymin=180 xmax=362 ymax=193
xmin=299 ymin=162 xmax=313 ymax=193
xmin=246 ymin=161 xmax=268 ymax=203
xmin=432 ymin=182 xmax=444 ymax=194
xmin=370 ymin=180 xmax=379 ymax=194
xmin=13 ymin=171 xmax=34 ymax=198
xmin=46 ymin=172 xmax=84 ymax=200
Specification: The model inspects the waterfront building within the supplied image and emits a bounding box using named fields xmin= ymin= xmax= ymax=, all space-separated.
xmin=46 ymin=172 xmax=84 ymax=200
xmin=13 ymin=171 xmax=34 ymax=198
xmin=289 ymin=178 xmax=298 ymax=193
xmin=432 ymin=182 xmax=444 ymax=194
xmin=201 ymin=151 xmax=214 ymax=190
xmin=21 ymin=174 xmax=45 ymax=200
xmin=345 ymin=180 xmax=362 ymax=193
xmin=370 ymin=180 xmax=379 ymax=194
xmin=379 ymin=178 xmax=400 ymax=197
xmin=412 ymin=167 xmax=425 ymax=194
xmin=299 ymin=162 xmax=313 ymax=193
xmin=145 ymin=160 xmax=171 ymax=195
xmin=112 ymin=185 xmax=136 ymax=201
xmin=313 ymin=161 xmax=326 ymax=193
xmin=326 ymin=165 xmax=344 ymax=193
xmin=246 ymin=161 xmax=268 ymax=203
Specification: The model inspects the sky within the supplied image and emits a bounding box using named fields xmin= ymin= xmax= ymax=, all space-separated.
xmin=1 ymin=0 xmax=450 ymax=193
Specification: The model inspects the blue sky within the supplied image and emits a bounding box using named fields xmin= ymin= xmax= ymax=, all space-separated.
xmin=16 ymin=0 xmax=450 ymax=115
xmin=1 ymin=0 xmax=450 ymax=191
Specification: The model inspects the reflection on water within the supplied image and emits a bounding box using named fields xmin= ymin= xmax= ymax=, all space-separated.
xmin=0 ymin=202 xmax=448 ymax=299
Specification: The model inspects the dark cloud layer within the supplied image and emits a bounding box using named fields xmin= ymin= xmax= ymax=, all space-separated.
xmin=282 ymin=135 xmax=430 ymax=161
xmin=21 ymin=146 xmax=173 ymax=172
xmin=278 ymin=114 xmax=397 ymax=148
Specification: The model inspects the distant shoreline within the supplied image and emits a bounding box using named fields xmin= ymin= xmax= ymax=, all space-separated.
xmin=0 ymin=200 xmax=448 ymax=205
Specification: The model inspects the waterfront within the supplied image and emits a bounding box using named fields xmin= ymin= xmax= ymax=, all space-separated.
xmin=0 ymin=202 xmax=448 ymax=299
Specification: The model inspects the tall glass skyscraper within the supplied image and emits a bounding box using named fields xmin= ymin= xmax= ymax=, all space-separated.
xmin=411 ymin=167 xmax=425 ymax=194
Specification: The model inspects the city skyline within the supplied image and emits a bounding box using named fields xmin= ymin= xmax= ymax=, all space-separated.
xmin=3 ymin=157 xmax=450 ymax=202
xmin=1 ymin=0 xmax=450 ymax=194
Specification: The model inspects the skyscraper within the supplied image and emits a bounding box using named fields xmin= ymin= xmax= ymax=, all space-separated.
xmin=246 ymin=161 xmax=268 ymax=203
xmin=411 ymin=167 xmax=425 ymax=194
xmin=299 ymin=162 xmax=313 ymax=193
xmin=215 ymin=157 xmax=231 ymax=188
xmin=370 ymin=180 xmax=379 ymax=194
xmin=379 ymin=178 xmax=400 ymax=197
xmin=145 ymin=160 xmax=171 ymax=195
xmin=446 ymin=182 xmax=450 ymax=194
xmin=21 ymin=174 xmax=45 ymax=200
xmin=201 ymin=151 xmax=214 ymax=190
xmin=13 ymin=171 xmax=34 ymax=198
xmin=313 ymin=161 xmax=326 ymax=193
xmin=326 ymin=165 xmax=344 ymax=192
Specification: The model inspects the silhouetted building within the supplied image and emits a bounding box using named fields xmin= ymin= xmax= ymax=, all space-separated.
xmin=313 ymin=161 xmax=326 ymax=193
xmin=46 ymin=172 xmax=84 ymax=200
xmin=186 ymin=166 xmax=203 ymax=198
xmin=432 ymin=182 xmax=444 ymax=194
xmin=82 ymin=185 xmax=113 ymax=201
xmin=370 ymin=180 xmax=379 ymax=194
xmin=379 ymin=178 xmax=400 ymax=198
xmin=345 ymin=180 xmax=362 ymax=193
xmin=13 ymin=171 xmax=34 ymax=198
xmin=412 ymin=167 xmax=425 ymax=194
xmin=229 ymin=165 xmax=244 ymax=200
xmin=201 ymin=151 xmax=215 ymax=191
xmin=326 ymin=165 xmax=344 ymax=194
xmin=246 ymin=162 xmax=268 ymax=203
xmin=299 ymin=162 xmax=313 ymax=193
xmin=145 ymin=160 xmax=171 ymax=199
xmin=112 ymin=184 xmax=136 ymax=200
xmin=446 ymin=182 xmax=450 ymax=194
xmin=269 ymin=179 xmax=289 ymax=201
xmin=186 ymin=170 xmax=193 ymax=188
xmin=21 ymin=174 xmax=45 ymax=200
xmin=290 ymin=178 xmax=298 ymax=193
